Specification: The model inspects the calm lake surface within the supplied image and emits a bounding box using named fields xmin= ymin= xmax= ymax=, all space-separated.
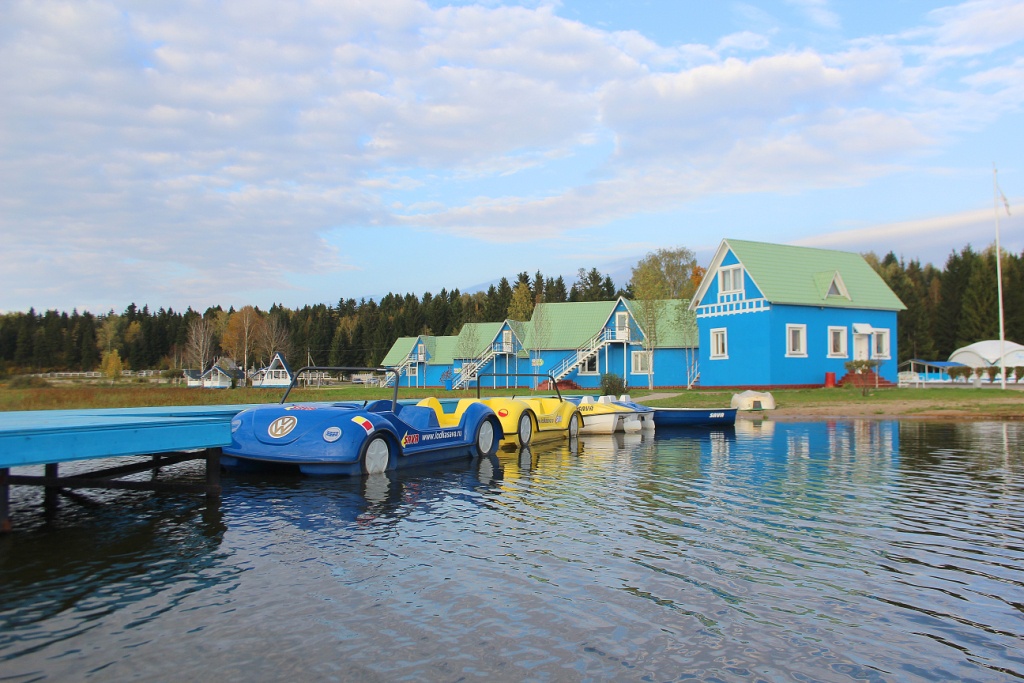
xmin=2 ymin=419 xmax=1023 ymax=682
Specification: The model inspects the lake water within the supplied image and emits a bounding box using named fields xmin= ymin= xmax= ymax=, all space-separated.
xmin=2 ymin=419 xmax=1022 ymax=682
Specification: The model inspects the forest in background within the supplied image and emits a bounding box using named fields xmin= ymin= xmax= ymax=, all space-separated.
xmin=1 ymin=244 xmax=1022 ymax=377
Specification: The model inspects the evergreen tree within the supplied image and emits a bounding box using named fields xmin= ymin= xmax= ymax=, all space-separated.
xmin=958 ymin=250 xmax=999 ymax=345
xmin=493 ymin=279 xmax=513 ymax=321
xmin=933 ymin=247 xmax=975 ymax=358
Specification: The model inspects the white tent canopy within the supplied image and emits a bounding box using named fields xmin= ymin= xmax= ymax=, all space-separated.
xmin=948 ymin=340 xmax=1024 ymax=368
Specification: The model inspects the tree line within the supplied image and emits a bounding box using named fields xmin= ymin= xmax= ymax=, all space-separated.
xmin=1 ymin=244 xmax=1022 ymax=377
xmin=0 ymin=268 xmax=621 ymax=376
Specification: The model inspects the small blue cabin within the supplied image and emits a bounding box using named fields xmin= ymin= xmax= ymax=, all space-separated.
xmin=690 ymin=239 xmax=905 ymax=388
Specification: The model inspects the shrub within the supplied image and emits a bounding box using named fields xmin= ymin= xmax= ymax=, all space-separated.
xmin=600 ymin=373 xmax=626 ymax=396
xmin=1016 ymin=367 xmax=1024 ymax=383
xmin=985 ymin=366 xmax=1000 ymax=382
xmin=6 ymin=375 xmax=52 ymax=389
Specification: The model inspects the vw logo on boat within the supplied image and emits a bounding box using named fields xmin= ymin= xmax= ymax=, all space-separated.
xmin=268 ymin=415 xmax=298 ymax=438
xmin=323 ymin=426 xmax=342 ymax=443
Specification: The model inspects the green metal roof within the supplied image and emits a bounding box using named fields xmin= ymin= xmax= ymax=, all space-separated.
xmin=521 ymin=300 xmax=619 ymax=350
xmin=725 ymin=239 xmax=906 ymax=310
xmin=380 ymin=336 xmax=419 ymax=366
xmin=625 ymin=299 xmax=698 ymax=347
xmin=426 ymin=335 xmax=459 ymax=365
xmin=454 ymin=322 xmax=503 ymax=358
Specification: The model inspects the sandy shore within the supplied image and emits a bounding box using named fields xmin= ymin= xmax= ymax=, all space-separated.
xmin=748 ymin=397 xmax=1024 ymax=422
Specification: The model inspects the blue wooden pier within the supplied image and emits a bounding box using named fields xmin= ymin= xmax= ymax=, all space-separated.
xmin=0 ymin=405 xmax=251 ymax=532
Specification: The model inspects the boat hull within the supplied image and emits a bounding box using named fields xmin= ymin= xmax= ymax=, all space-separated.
xmin=650 ymin=407 xmax=737 ymax=428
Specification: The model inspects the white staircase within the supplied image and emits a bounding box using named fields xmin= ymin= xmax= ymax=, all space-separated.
xmin=451 ymin=345 xmax=498 ymax=390
xmin=550 ymin=328 xmax=615 ymax=382
xmin=383 ymin=350 xmax=424 ymax=387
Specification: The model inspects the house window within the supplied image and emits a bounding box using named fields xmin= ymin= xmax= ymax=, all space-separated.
xmin=786 ymin=324 xmax=807 ymax=357
xmin=631 ymin=350 xmax=652 ymax=374
xmin=873 ymin=329 xmax=890 ymax=359
xmin=407 ymin=363 xmax=418 ymax=376
xmin=828 ymin=327 xmax=848 ymax=358
xmin=579 ymin=354 xmax=599 ymax=375
xmin=710 ymin=328 xmax=728 ymax=359
xmin=719 ymin=266 xmax=743 ymax=294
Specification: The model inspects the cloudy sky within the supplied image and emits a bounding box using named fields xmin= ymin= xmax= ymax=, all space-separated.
xmin=2 ymin=0 xmax=1022 ymax=314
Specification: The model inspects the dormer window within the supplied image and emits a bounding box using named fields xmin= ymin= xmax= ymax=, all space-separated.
xmin=823 ymin=271 xmax=850 ymax=300
xmin=719 ymin=266 xmax=743 ymax=294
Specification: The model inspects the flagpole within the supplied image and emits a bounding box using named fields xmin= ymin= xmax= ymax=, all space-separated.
xmin=993 ymin=164 xmax=1006 ymax=390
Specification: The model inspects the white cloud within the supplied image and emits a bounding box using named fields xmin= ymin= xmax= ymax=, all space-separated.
xmin=0 ymin=0 xmax=1021 ymax=311
xmin=794 ymin=206 xmax=1022 ymax=265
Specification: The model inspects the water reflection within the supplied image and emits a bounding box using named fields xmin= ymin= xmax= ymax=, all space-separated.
xmin=0 ymin=492 xmax=228 ymax=666
xmin=0 ymin=420 xmax=1021 ymax=681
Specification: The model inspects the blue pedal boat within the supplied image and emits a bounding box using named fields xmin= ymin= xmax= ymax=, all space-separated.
xmin=222 ymin=366 xmax=504 ymax=476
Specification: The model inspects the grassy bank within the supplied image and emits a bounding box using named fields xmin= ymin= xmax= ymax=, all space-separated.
xmin=1 ymin=380 xmax=1021 ymax=419
xmin=641 ymin=386 xmax=1024 ymax=420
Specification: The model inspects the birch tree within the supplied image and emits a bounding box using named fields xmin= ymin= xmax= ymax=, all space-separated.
xmin=629 ymin=247 xmax=699 ymax=389
xmin=222 ymin=305 xmax=261 ymax=383
xmin=185 ymin=316 xmax=215 ymax=373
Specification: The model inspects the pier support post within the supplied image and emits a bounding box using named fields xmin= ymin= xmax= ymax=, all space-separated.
xmin=205 ymin=448 xmax=221 ymax=499
xmin=1 ymin=468 xmax=10 ymax=534
xmin=44 ymin=463 xmax=59 ymax=513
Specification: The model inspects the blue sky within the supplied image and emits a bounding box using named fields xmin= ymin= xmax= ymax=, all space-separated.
xmin=1 ymin=0 xmax=1021 ymax=314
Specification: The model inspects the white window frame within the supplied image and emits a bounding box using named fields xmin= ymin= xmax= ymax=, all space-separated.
xmin=631 ymin=350 xmax=652 ymax=374
xmin=407 ymin=362 xmax=418 ymax=376
xmin=828 ymin=326 xmax=848 ymax=358
xmin=710 ymin=328 xmax=728 ymax=360
xmin=579 ymin=354 xmax=599 ymax=375
xmin=786 ymin=324 xmax=807 ymax=358
xmin=873 ymin=329 xmax=891 ymax=359
xmin=719 ymin=266 xmax=743 ymax=294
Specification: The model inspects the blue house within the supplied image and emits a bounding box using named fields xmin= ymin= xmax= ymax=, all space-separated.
xmin=690 ymin=239 xmax=906 ymax=388
xmin=523 ymin=297 xmax=698 ymax=389
xmin=451 ymin=321 xmax=529 ymax=389
xmin=379 ymin=297 xmax=699 ymax=390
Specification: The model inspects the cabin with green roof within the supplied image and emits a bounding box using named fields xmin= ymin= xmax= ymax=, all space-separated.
xmin=690 ymin=239 xmax=906 ymax=388
xmin=380 ymin=296 xmax=699 ymax=390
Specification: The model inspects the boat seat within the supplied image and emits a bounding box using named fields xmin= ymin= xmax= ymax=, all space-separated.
xmin=417 ymin=396 xmax=444 ymax=415
xmin=365 ymin=399 xmax=397 ymax=413
xmin=619 ymin=395 xmax=631 ymax=402
xmin=580 ymin=395 xmax=593 ymax=404
xmin=597 ymin=395 xmax=613 ymax=403
xmin=402 ymin=405 xmax=440 ymax=430
xmin=417 ymin=397 xmax=460 ymax=428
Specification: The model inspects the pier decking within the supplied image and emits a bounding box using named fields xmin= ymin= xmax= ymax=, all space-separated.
xmin=0 ymin=405 xmax=250 ymax=532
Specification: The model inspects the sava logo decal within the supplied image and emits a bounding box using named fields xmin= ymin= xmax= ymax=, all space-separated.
xmin=286 ymin=405 xmax=317 ymax=411
xmin=709 ymin=412 xmax=725 ymax=418
xmin=403 ymin=432 xmax=420 ymax=446
xmin=268 ymin=415 xmax=298 ymax=438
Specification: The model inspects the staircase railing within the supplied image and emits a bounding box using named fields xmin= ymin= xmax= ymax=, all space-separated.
xmin=451 ymin=345 xmax=498 ymax=390
xmin=550 ymin=328 xmax=615 ymax=381
xmin=383 ymin=350 xmax=424 ymax=387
